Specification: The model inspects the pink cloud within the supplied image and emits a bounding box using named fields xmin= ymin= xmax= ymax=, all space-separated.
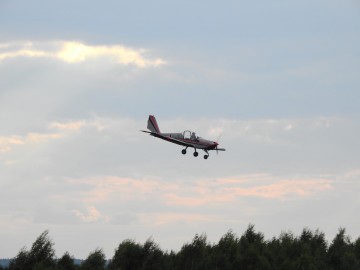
xmin=0 ymin=132 xmax=63 ymax=153
xmin=63 ymin=175 xmax=333 ymax=209
xmin=140 ymin=212 xmax=217 ymax=226
xmin=0 ymin=136 xmax=24 ymax=152
xmin=227 ymin=179 xmax=333 ymax=199
xmin=72 ymin=206 xmax=108 ymax=223
xmin=163 ymin=177 xmax=333 ymax=207
xmin=70 ymin=176 xmax=162 ymax=203
xmin=163 ymin=193 xmax=231 ymax=207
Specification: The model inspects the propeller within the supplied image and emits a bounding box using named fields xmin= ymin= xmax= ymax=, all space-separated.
xmin=215 ymin=134 xmax=222 ymax=155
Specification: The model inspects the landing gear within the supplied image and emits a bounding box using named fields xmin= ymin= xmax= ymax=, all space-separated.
xmin=182 ymin=147 xmax=188 ymax=155
xmin=182 ymin=147 xmax=209 ymax=159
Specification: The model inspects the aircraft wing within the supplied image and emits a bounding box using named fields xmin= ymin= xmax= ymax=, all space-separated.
xmin=141 ymin=130 xmax=198 ymax=148
xmin=209 ymin=148 xmax=226 ymax=151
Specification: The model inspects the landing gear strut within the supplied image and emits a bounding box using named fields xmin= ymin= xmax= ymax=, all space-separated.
xmin=182 ymin=147 xmax=209 ymax=160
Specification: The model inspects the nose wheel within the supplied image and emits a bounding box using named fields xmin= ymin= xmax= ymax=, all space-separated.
xmin=193 ymin=151 xmax=198 ymax=157
xmin=181 ymin=149 xmax=187 ymax=155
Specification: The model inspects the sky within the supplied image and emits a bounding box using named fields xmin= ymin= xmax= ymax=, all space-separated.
xmin=1 ymin=0 xmax=360 ymax=259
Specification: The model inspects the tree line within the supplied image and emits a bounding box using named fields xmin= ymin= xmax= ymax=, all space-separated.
xmin=3 ymin=225 xmax=360 ymax=270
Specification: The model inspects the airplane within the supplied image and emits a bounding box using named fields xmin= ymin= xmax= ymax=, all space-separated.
xmin=141 ymin=115 xmax=225 ymax=159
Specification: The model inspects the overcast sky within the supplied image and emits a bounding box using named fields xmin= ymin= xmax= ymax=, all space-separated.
xmin=1 ymin=0 xmax=360 ymax=259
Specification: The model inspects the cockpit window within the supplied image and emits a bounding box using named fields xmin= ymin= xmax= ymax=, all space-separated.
xmin=183 ymin=130 xmax=191 ymax=139
xmin=183 ymin=130 xmax=199 ymax=140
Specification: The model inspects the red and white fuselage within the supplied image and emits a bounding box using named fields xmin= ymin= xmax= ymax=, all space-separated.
xmin=141 ymin=115 xmax=225 ymax=159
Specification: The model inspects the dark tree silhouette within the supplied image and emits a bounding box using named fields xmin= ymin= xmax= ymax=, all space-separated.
xmin=9 ymin=230 xmax=56 ymax=270
xmin=108 ymin=239 xmax=144 ymax=270
xmin=57 ymin=252 xmax=76 ymax=270
xmin=212 ymin=230 xmax=239 ymax=270
xmin=237 ymin=224 xmax=271 ymax=270
xmin=175 ymin=233 xmax=211 ymax=270
xmin=8 ymin=248 xmax=29 ymax=270
xmin=80 ymin=248 xmax=106 ymax=270
xmin=6 ymin=226 xmax=360 ymax=270
xmin=327 ymin=228 xmax=360 ymax=270
xmin=108 ymin=238 xmax=166 ymax=270
xmin=141 ymin=238 xmax=166 ymax=270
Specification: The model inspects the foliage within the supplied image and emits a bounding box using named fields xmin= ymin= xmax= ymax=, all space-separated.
xmin=175 ymin=233 xmax=211 ymax=270
xmin=108 ymin=239 xmax=143 ymax=270
xmin=57 ymin=252 xmax=76 ymax=270
xmin=108 ymin=238 xmax=166 ymax=270
xmin=5 ymin=226 xmax=360 ymax=270
xmin=79 ymin=248 xmax=106 ymax=270
xmin=327 ymin=228 xmax=360 ymax=270
xmin=9 ymin=230 xmax=56 ymax=270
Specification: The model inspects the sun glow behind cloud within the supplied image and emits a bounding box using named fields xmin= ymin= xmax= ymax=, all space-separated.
xmin=0 ymin=41 xmax=166 ymax=67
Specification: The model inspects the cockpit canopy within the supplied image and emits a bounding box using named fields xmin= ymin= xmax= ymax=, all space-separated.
xmin=183 ymin=130 xmax=199 ymax=140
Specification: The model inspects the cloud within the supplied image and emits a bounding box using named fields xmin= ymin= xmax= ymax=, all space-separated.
xmin=226 ymin=179 xmax=333 ymax=199
xmin=0 ymin=41 xmax=166 ymax=68
xmin=0 ymin=136 xmax=24 ymax=153
xmin=64 ymin=174 xmax=333 ymax=211
xmin=68 ymin=176 xmax=162 ymax=204
xmin=50 ymin=121 xmax=88 ymax=131
xmin=50 ymin=119 xmax=105 ymax=131
xmin=0 ymin=118 xmax=107 ymax=155
xmin=162 ymin=176 xmax=333 ymax=206
xmin=140 ymin=212 xmax=217 ymax=226
xmin=72 ymin=206 xmax=108 ymax=223
xmin=0 ymin=133 xmax=62 ymax=153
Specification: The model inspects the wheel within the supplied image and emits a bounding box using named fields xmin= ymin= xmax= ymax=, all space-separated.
xmin=193 ymin=151 xmax=198 ymax=157
xmin=181 ymin=149 xmax=187 ymax=155
xmin=204 ymin=155 xmax=209 ymax=159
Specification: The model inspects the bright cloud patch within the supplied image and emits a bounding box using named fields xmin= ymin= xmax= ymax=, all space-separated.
xmin=0 ymin=119 xmax=104 ymax=155
xmin=163 ymin=177 xmax=333 ymax=206
xmin=226 ymin=179 xmax=333 ymax=199
xmin=140 ymin=212 xmax=217 ymax=226
xmin=0 ymin=133 xmax=61 ymax=153
xmin=69 ymin=175 xmax=333 ymax=207
xmin=0 ymin=41 xmax=165 ymax=67
xmin=72 ymin=206 xmax=107 ymax=223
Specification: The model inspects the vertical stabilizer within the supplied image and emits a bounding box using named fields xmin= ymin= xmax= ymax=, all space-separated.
xmin=147 ymin=115 xmax=161 ymax=134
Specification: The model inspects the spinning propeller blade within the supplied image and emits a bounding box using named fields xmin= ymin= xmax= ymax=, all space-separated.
xmin=215 ymin=134 xmax=222 ymax=155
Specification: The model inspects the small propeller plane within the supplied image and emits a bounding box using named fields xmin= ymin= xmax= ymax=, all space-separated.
xmin=141 ymin=115 xmax=225 ymax=159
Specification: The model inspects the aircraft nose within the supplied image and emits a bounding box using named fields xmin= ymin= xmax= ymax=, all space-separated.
xmin=214 ymin=141 xmax=218 ymax=146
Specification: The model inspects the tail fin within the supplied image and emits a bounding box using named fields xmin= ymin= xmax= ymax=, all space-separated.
xmin=147 ymin=115 xmax=161 ymax=134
